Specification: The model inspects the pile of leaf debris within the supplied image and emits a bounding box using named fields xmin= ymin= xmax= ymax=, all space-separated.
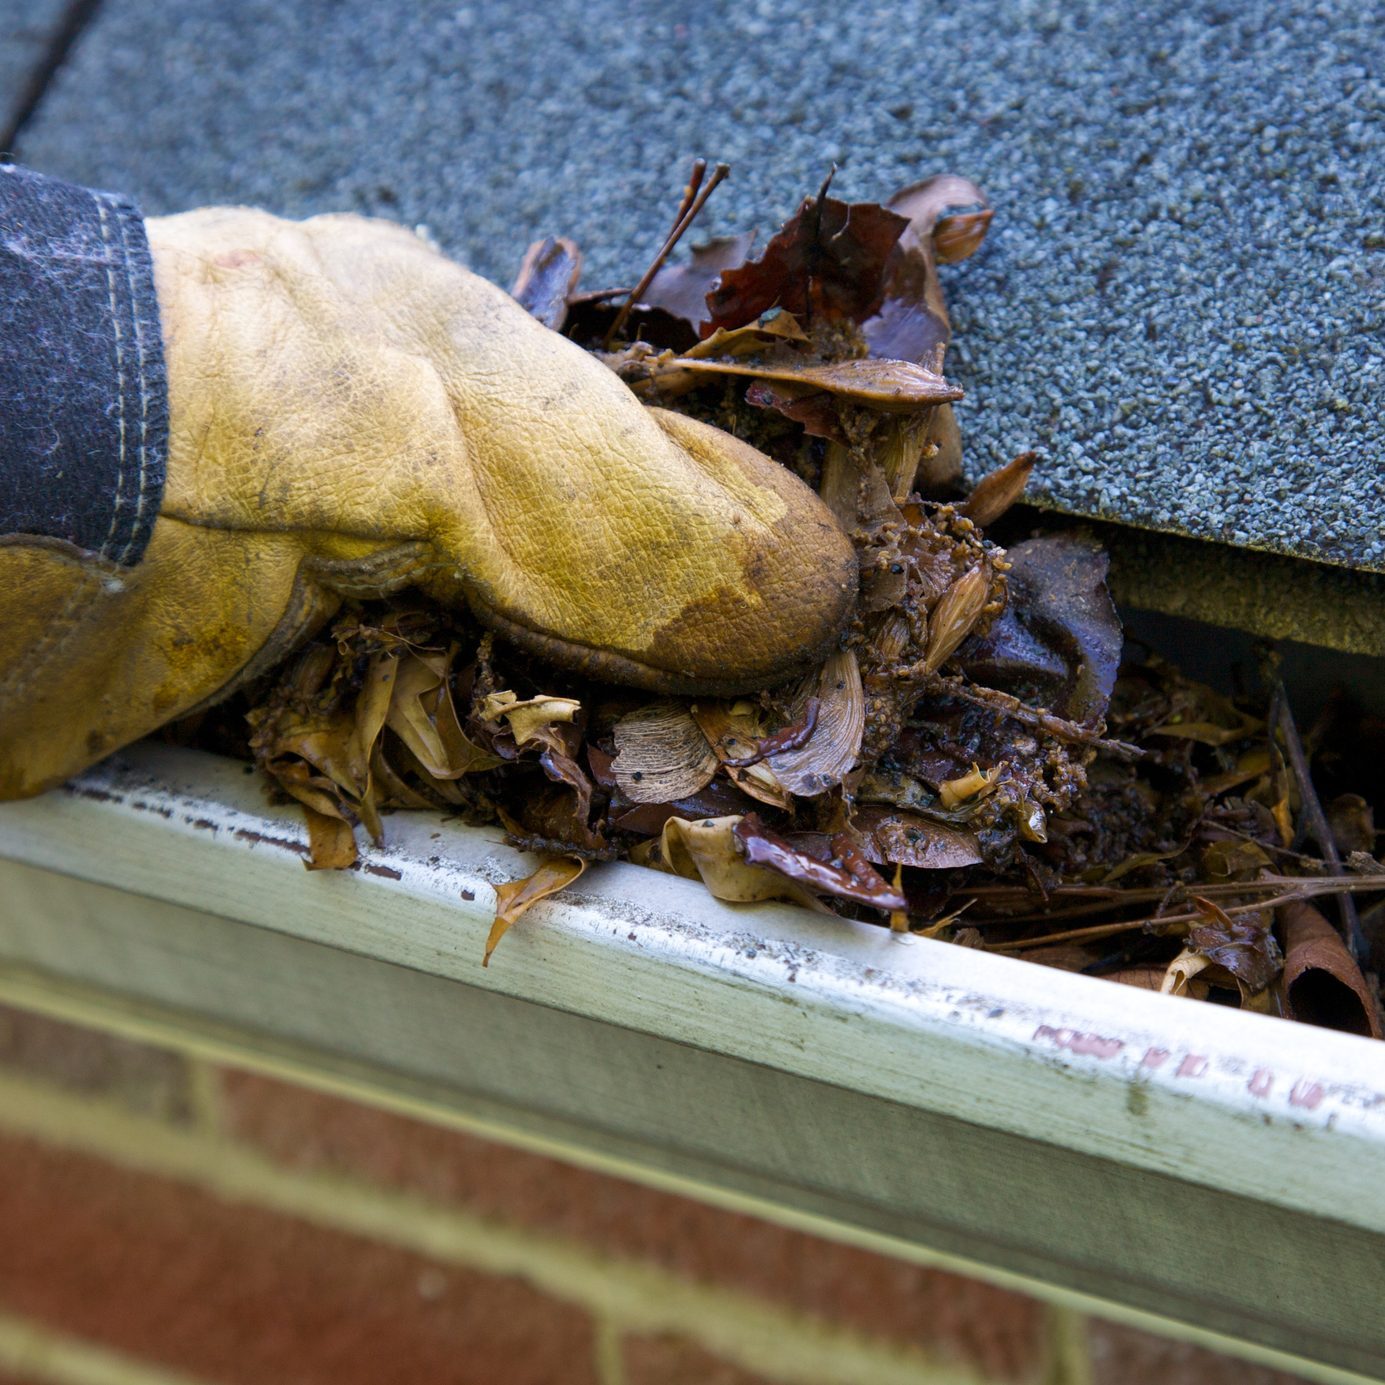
xmin=208 ymin=162 xmax=1385 ymax=1037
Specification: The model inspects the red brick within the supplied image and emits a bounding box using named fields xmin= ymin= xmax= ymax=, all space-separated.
xmin=1089 ymin=1320 xmax=1319 ymax=1385
xmin=0 ymin=1131 xmax=598 ymax=1385
xmin=219 ymin=1070 xmax=1047 ymax=1381
xmin=623 ymin=1333 xmax=791 ymax=1385
xmin=0 ymin=1004 xmax=192 ymax=1121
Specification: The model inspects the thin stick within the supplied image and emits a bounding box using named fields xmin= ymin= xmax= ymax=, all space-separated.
xmin=1273 ymin=681 xmax=1368 ymax=965
xmin=604 ymin=160 xmax=729 ymax=348
xmin=983 ymin=877 xmax=1385 ymax=952
xmin=986 ymin=896 xmax=1288 ymax=952
xmin=916 ymin=673 xmax=1146 ymax=761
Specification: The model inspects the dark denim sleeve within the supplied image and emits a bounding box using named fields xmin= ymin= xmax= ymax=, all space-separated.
xmin=0 ymin=165 xmax=168 ymax=567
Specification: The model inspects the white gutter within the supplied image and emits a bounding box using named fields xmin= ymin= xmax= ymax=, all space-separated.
xmin=1 ymin=743 xmax=1382 ymax=1380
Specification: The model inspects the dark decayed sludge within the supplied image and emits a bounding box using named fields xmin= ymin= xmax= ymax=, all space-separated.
xmin=189 ymin=162 xmax=1384 ymax=1028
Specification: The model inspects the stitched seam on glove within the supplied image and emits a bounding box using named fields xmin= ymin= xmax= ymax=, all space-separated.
xmin=0 ymin=167 xmax=169 ymax=567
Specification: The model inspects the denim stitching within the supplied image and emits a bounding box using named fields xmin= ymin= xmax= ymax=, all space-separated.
xmin=112 ymin=200 xmax=151 ymax=566
xmin=94 ymin=197 xmax=129 ymax=563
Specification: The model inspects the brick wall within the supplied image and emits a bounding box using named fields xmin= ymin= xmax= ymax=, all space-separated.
xmin=0 ymin=1001 xmax=1319 ymax=1385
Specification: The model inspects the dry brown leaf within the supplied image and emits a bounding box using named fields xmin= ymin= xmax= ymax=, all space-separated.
xmin=1279 ymin=899 xmax=1383 ymax=1039
xmin=303 ymin=806 xmax=358 ymax=871
xmin=648 ymin=815 xmax=817 ymax=907
xmin=388 ymin=653 xmax=503 ymax=778
xmin=671 ymin=355 xmax=961 ymax=408
xmin=961 ymin=452 xmax=1036 ymax=527
xmin=705 ymin=194 xmax=908 ymax=332
xmin=681 ymin=310 xmax=809 ymax=358
xmin=852 ymin=804 xmax=983 ymax=869
xmin=733 ymin=815 xmax=908 ymax=913
xmin=484 ymin=856 xmax=588 ymax=966
xmin=511 ymin=236 xmax=583 ymax=331
xmin=479 ymin=690 xmax=582 ymax=748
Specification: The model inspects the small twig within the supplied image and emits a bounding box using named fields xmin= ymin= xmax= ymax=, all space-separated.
xmin=604 ymin=159 xmax=729 ymax=348
xmin=982 ymin=876 xmax=1385 ymax=953
xmin=801 ymin=162 xmax=838 ymax=333
xmin=917 ymin=673 xmax=1146 ymax=761
xmin=1273 ymin=680 xmax=1368 ymax=966
xmin=967 ymin=873 xmax=1385 ymax=935
xmin=987 ymin=894 xmax=1305 ymax=953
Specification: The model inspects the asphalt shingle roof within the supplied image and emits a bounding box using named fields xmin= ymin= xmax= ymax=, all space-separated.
xmin=8 ymin=0 xmax=1384 ymax=576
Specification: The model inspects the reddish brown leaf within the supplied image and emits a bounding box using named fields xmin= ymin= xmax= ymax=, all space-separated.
xmin=705 ymin=197 xmax=908 ymax=333
xmin=733 ymin=814 xmax=907 ymax=913
xmin=862 ymin=174 xmax=989 ymax=373
xmin=1187 ymin=895 xmax=1283 ymax=996
xmin=638 ymin=231 xmax=757 ymax=333
xmin=744 ymin=379 xmax=845 ymax=440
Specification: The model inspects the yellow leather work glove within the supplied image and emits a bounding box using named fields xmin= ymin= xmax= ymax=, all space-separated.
xmin=0 ymin=181 xmax=856 ymax=800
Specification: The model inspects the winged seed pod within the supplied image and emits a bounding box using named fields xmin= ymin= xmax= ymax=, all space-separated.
xmin=923 ymin=566 xmax=990 ymax=674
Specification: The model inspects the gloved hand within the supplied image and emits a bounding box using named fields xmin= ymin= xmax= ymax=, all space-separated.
xmin=0 ymin=191 xmax=856 ymax=799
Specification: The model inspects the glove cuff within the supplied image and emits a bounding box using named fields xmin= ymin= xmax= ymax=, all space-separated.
xmin=0 ymin=165 xmax=169 ymax=567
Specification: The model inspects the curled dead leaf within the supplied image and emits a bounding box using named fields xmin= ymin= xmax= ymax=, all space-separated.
xmin=389 ymin=652 xmax=504 ymax=778
xmin=959 ymin=535 xmax=1122 ymax=727
xmin=681 ymin=310 xmax=809 ymax=358
xmin=303 ymin=806 xmax=358 ymax=871
xmin=1160 ymin=949 xmax=1213 ymax=1000
xmin=649 ymin=815 xmax=816 ymax=907
xmin=705 ymin=195 xmax=908 ymax=332
xmin=1279 ymin=899 xmax=1382 ymax=1039
xmin=962 ymin=452 xmax=1036 ymax=527
xmin=672 ymin=355 xmax=961 ymax=408
xmin=479 ymin=690 xmax=582 ymax=748
xmin=934 ymin=207 xmax=994 ymax=264
xmin=938 ymin=764 xmax=1001 ymax=811
xmin=484 ymin=856 xmax=588 ymax=966
xmin=511 ymin=236 xmax=583 ymax=331
xmin=734 ymin=814 xmax=908 ymax=913
xmin=1186 ymin=895 xmax=1282 ymax=998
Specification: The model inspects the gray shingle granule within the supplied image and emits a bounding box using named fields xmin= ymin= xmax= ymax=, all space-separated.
xmin=15 ymin=0 xmax=1384 ymax=570
xmin=0 ymin=0 xmax=68 ymax=136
